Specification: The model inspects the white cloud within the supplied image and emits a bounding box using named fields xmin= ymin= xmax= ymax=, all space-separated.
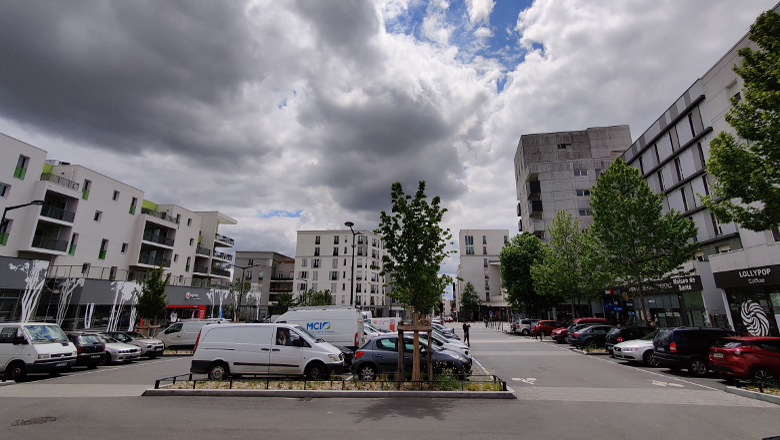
xmin=466 ymin=0 xmax=495 ymax=25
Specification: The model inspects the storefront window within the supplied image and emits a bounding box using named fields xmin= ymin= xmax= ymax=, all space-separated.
xmin=726 ymin=289 xmax=779 ymax=336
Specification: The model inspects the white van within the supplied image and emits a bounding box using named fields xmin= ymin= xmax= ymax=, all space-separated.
xmin=275 ymin=306 xmax=364 ymax=349
xmin=190 ymin=323 xmax=344 ymax=380
xmin=158 ymin=318 xmax=229 ymax=349
xmin=0 ymin=322 xmax=77 ymax=380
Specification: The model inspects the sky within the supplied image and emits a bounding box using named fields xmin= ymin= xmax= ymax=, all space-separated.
xmin=1 ymin=0 xmax=776 ymax=297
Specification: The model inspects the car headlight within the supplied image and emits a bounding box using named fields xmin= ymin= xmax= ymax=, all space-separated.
xmin=622 ymin=347 xmax=637 ymax=352
xmin=38 ymin=354 xmax=50 ymax=360
xmin=328 ymin=354 xmax=340 ymax=362
xmin=146 ymin=344 xmax=153 ymax=348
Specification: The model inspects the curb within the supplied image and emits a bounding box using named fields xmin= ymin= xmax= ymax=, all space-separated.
xmin=724 ymin=386 xmax=780 ymax=405
xmin=0 ymin=380 xmax=16 ymax=387
xmin=143 ymin=386 xmax=517 ymax=399
xmin=571 ymin=349 xmax=611 ymax=356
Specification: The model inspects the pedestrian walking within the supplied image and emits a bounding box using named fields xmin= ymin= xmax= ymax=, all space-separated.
xmin=462 ymin=322 xmax=471 ymax=347
xmin=484 ymin=317 xmax=488 ymax=328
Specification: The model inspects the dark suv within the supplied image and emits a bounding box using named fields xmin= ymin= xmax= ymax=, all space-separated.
xmin=605 ymin=327 xmax=655 ymax=355
xmin=653 ymin=327 xmax=739 ymax=377
xmin=66 ymin=332 xmax=106 ymax=369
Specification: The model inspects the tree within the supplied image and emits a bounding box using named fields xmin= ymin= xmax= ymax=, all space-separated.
xmin=134 ymin=265 xmax=169 ymax=329
xmin=590 ymin=158 xmax=698 ymax=324
xmin=531 ymin=211 xmax=611 ymax=318
xmin=229 ymin=278 xmax=252 ymax=322
xmin=296 ymin=288 xmax=334 ymax=307
xmin=500 ymin=232 xmax=557 ymax=316
xmin=458 ymin=282 xmax=481 ymax=321
xmin=703 ymin=10 xmax=780 ymax=231
xmin=374 ymin=181 xmax=454 ymax=381
xmin=270 ymin=292 xmax=296 ymax=315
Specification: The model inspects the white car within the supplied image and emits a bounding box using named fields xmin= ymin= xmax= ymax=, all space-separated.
xmin=94 ymin=334 xmax=142 ymax=364
xmin=420 ymin=332 xmax=471 ymax=359
xmin=363 ymin=323 xmax=388 ymax=338
xmin=612 ymin=330 xmax=660 ymax=366
xmin=106 ymin=331 xmax=165 ymax=358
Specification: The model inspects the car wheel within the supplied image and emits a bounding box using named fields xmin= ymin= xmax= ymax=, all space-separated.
xmin=522 ymin=329 xmax=529 ymax=336
xmin=305 ymin=362 xmax=326 ymax=381
xmin=688 ymin=358 xmax=708 ymax=377
xmin=586 ymin=339 xmax=597 ymax=349
xmin=752 ymin=367 xmax=779 ymax=387
xmin=103 ymin=353 xmax=112 ymax=365
xmin=7 ymin=362 xmax=26 ymax=381
xmin=208 ymin=362 xmax=229 ymax=381
xmin=556 ymin=338 xmax=565 ymax=344
xmin=358 ymin=364 xmax=377 ymax=381
xmin=644 ymin=350 xmax=660 ymax=367
xmin=147 ymin=354 xmax=158 ymax=359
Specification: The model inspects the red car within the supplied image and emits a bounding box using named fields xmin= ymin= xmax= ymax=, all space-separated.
xmin=531 ymin=320 xmax=562 ymax=337
xmin=709 ymin=336 xmax=780 ymax=385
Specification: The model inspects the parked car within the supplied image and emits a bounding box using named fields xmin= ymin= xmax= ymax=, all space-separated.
xmin=419 ymin=332 xmax=471 ymax=359
xmin=613 ymin=330 xmax=660 ymax=366
xmin=93 ymin=334 xmax=141 ymax=364
xmin=445 ymin=316 xmax=454 ymax=323
xmin=363 ymin=323 xmax=386 ymax=339
xmin=605 ymin=327 xmax=655 ymax=354
xmin=190 ymin=323 xmax=344 ymax=380
xmin=531 ymin=320 xmax=562 ymax=337
xmin=512 ymin=319 xmax=538 ymax=336
xmin=275 ymin=306 xmax=365 ymax=349
xmin=566 ymin=325 xmax=615 ymax=348
xmin=158 ymin=318 xmax=229 ymax=349
xmin=351 ymin=334 xmax=471 ymax=380
xmin=433 ymin=327 xmax=460 ymax=341
xmin=0 ymin=323 xmax=77 ymax=380
xmin=66 ymin=332 xmax=106 ymax=369
xmin=105 ymin=331 xmax=165 ymax=358
xmin=709 ymin=336 xmax=780 ymax=385
xmin=432 ymin=323 xmax=456 ymax=337
xmin=551 ymin=318 xmax=609 ymax=343
xmin=653 ymin=327 xmax=740 ymax=377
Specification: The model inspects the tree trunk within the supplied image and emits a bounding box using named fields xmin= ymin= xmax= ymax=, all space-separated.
xmin=412 ymin=312 xmax=421 ymax=383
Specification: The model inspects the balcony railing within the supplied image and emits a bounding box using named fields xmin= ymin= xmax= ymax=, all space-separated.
xmin=271 ymin=275 xmax=294 ymax=281
xmin=138 ymin=255 xmax=171 ymax=267
xmin=32 ymin=235 xmax=69 ymax=252
xmin=142 ymin=231 xmax=175 ymax=247
xmin=141 ymin=208 xmax=178 ymax=225
xmin=215 ymin=233 xmax=234 ymax=246
xmin=210 ymin=267 xmax=231 ymax=277
xmin=212 ymin=250 xmax=233 ymax=262
xmin=39 ymin=205 xmax=76 ymax=223
xmin=193 ymin=265 xmax=209 ymax=274
xmin=196 ymin=246 xmax=211 ymax=256
xmin=40 ymin=173 xmax=80 ymax=191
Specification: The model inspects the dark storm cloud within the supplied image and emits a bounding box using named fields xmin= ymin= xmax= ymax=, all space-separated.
xmin=0 ymin=1 xmax=270 ymax=169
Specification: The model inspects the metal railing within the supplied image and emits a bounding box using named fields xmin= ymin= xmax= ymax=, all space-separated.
xmin=215 ymin=233 xmax=234 ymax=246
xmin=152 ymin=373 xmax=507 ymax=392
xmin=31 ymin=235 xmax=69 ymax=252
xmin=39 ymin=205 xmax=76 ymax=223
xmin=143 ymin=231 xmax=175 ymax=247
xmin=210 ymin=267 xmax=231 ymax=277
xmin=40 ymin=173 xmax=80 ymax=191
xmin=193 ymin=266 xmax=209 ymax=274
xmin=141 ymin=208 xmax=178 ymax=225
xmin=212 ymin=251 xmax=233 ymax=262
xmin=138 ymin=255 xmax=172 ymax=267
xmin=196 ymin=246 xmax=211 ymax=256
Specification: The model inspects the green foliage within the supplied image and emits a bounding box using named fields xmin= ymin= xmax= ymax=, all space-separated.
xmin=590 ymin=158 xmax=698 ymax=322
xmin=229 ymin=278 xmax=252 ymax=322
xmin=271 ymin=292 xmax=296 ymax=315
xmin=296 ymin=288 xmax=335 ymax=307
xmin=500 ymin=232 xmax=558 ymax=314
xmin=134 ymin=265 xmax=169 ymax=321
xmin=458 ymin=282 xmax=481 ymax=320
xmin=374 ymin=181 xmax=455 ymax=315
xmin=531 ymin=211 xmax=611 ymax=316
xmin=703 ymin=10 xmax=780 ymax=231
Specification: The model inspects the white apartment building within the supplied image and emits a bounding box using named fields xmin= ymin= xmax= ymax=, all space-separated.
xmin=233 ymin=251 xmax=295 ymax=319
xmin=0 ymin=132 xmax=238 ymax=328
xmin=293 ymin=229 xmax=397 ymax=317
xmin=455 ymin=229 xmax=509 ymax=321
xmin=514 ymin=126 xmax=632 ymax=240
xmin=620 ymin=3 xmax=780 ymax=335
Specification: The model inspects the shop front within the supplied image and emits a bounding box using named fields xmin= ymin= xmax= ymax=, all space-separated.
xmin=714 ymin=264 xmax=780 ymax=337
xmin=609 ymin=276 xmax=707 ymax=328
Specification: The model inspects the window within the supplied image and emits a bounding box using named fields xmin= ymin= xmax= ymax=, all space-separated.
xmin=313 ymin=259 xmax=320 ymax=268
xmin=334 ymin=235 xmax=339 ymax=244
xmin=482 ymin=246 xmax=487 ymax=255
xmin=99 ymin=239 xmax=108 ymax=259
xmin=688 ymin=113 xmax=697 ymax=137
xmin=14 ymin=155 xmax=29 ymax=180
xmin=484 ymin=258 xmax=488 ymax=268
xmin=299 ymin=283 xmax=307 ymax=291
xmin=504 ymin=235 xmax=508 ymax=244
xmin=356 ymin=284 xmax=362 ymax=293
xmin=331 ymin=283 xmax=337 ymax=293
xmin=299 ymin=271 xmax=308 ymax=279
xmin=315 ymin=235 xmax=321 ymax=245
xmin=121 ymin=243 xmax=128 ymax=254
xmin=711 ymin=213 xmax=722 ymax=237
xmin=574 ymin=169 xmax=588 ymax=176
xmin=82 ymin=179 xmax=91 ymax=200
xmin=638 ymin=156 xmax=645 ymax=175
xmin=579 ymin=209 xmax=593 ymax=216
xmin=681 ymin=188 xmax=689 ymax=212
xmin=189 ymin=238 xmax=194 ymax=246
xmin=701 ymin=175 xmax=710 ymax=196
xmin=257 ymin=271 xmax=264 ymax=279
xmin=129 ymin=197 xmax=137 ymax=215
xmin=576 ymin=189 xmax=591 ymax=196
xmin=734 ymin=92 xmax=742 ymax=102
xmin=557 ymin=143 xmax=571 ymax=150
xmin=485 ymin=280 xmax=490 ymax=290
xmin=112 ymin=190 xmax=120 ymax=201
xmin=67 ymin=233 xmax=78 ymax=255
xmin=466 ymin=246 xmax=474 ymax=255
xmin=175 ymin=214 xmax=180 ymax=224
xmin=595 ymin=169 xmax=602 ymax=177
xmin=358 ymin=246 xmax=364 ymax=256
xmin=81 ymin=263 xmax=91 ymax=275
xmin=674 ymin=157 xmax=683 ymax=181
xmin=301 ymin=259 xmax=307 ymax=267
xmin=333 ymin=247 xmax=339 ymax=256
xmin=94 ymin=211 xmax=102 ymax=222
xmin=187 ymin=218 xmax=192 ymax=226
xmin=0 ymin=182 xmax=9 ymax=198
xmin=716 ymin=244 xmax=731 ymax=253
xmin=342 ymin=283 xmax=346 ymax=291
xmin=341 ymin=295 xmax=345 ymax=303
xmin=312 ymin=271 xmax=319 ymax=281
xmin=465 ymin=235 xmax=473 ymax=246
xmin=771 ymin=227 xmax=780 ymax=242
xmin=358 ymin=236 xmax=365 ymax=244
xmin=314 ymin=247 xmax=320 ymax=256
xmin=658 ymin=171 xmax=665 ymax=192
xmin=372 ymin=238 xmax=377 ymax=247
xmin=186 ymin=256 xmax=191 ymax=271
xmin=332 ymin=258 xmax=338 ymax=268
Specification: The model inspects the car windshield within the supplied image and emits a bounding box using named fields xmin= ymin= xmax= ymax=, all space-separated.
xmin=125 ymin=331 xmax=147 ymax=339
xmin=24 ymin=325 xmax=68 ymax=344
xmin=607 ymin=328 xmax=621 ymax=336
xmin=78 ymin=335 xmax=103 ymax=344
xmin=640 ymin=330 xmax=659 ymax=341
xmin=570 ymin=324 xmax=592 ymax=333
xmin=97 ymin=334 xmax=119 ymax=343
xmin=293 ymin=325 xmax=323 ymax=343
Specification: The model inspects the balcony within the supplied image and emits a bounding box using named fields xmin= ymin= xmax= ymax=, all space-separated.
xmin=271 ymin=274 xmax=294 ymax=281
xmin=31 ymin=235 xmax=69 ymax=252
xmin=193 ymin=265 xmax=209 ymax=275
xmin=213 ymin=250 xmax=233 ymax=262
xmin=142 ymin=231 xmax=175 ymax=247
xmin=529 ymin=200 xmax=543 ymax=218
xmin=138 ymin=255 xmax=171 ymax=268
xmin=40 ymin=173 xmax=80 ymax=191
xmin=141 ymin=208 xmax=178 ymax=225
xmin=210 ymin=267 xmax=231 ymax=277
xmin=39 ymin=205 xmax=76 ymax=223
xmin=527 ymin=180 xmax=541 ymax=200
xmin=196 ymin=246 xmax=211 ymax=256
xmin=214 ymin=233 xmax=234 ymax=247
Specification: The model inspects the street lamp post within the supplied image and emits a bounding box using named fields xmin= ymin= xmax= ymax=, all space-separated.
xmin=1 ymin=200 xmax=47 ymax=231
xmin=344 ymin=221 xmax=358 ymax=307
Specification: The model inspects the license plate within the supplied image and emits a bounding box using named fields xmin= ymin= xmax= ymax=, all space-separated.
xmin=713 ymin=353 xmax=723 ymax=358
xmin=56 ymin=362 xmax=66 ymax=367
xmin=656 ymin=347 xmax=664 ymax=352
xmin=91 ymin=354 xmax=102 ymax=358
